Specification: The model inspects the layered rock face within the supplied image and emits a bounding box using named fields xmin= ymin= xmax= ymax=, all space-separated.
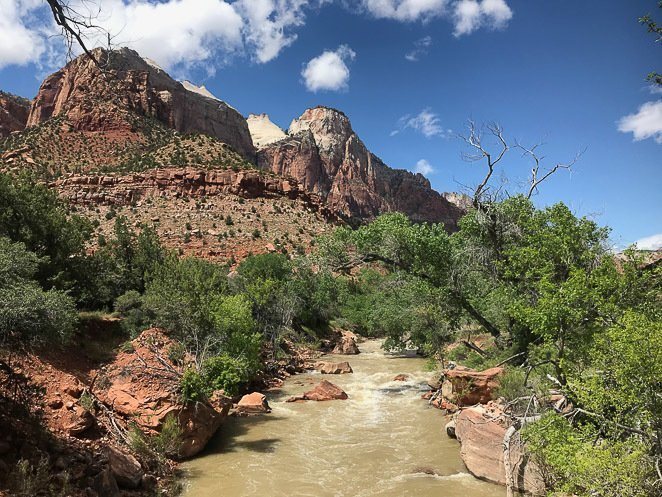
xmin=258 ymin=106 xmax=464 ymax=228
xmin=53 ymin=166 xmax=329 ymax=212
xmin=0 ymin=91 xmax=30 ymax=137
xmin=27 ymin=48 xmax=255 ymax=160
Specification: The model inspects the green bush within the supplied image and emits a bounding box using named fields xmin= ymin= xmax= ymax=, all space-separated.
xmin=0 ymin=237 xmax=77 ymax=346
xmin=114 ymin=290 xmax=150 ymax=337
xmin=128 ymin=414 xmax=182 ymax=470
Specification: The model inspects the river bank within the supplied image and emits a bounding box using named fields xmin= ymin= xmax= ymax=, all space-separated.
xmin=182 ymin=340 xmax=503 ymax=497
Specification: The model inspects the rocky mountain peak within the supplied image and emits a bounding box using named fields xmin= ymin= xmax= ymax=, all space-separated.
xmin=258 ymin=106 xmax=465 ymax=227
xmin=289 ymin=106 xmax=354 ymax=155
xmin=26 ymin=48 xmax=255 ymax=160
xmin=247 ymin=113 xmax=287 ymax=148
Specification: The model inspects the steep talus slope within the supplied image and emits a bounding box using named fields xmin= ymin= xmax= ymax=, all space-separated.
xmin=0 ymin=91 xmax=30 ymax=137
xmin=257 ymin=106 xmax=464 ymax=228
xmin=27 ymin=48 xmax=255 ymax=160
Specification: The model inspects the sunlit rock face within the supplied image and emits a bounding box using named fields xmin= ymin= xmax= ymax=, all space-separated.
xmin=258 ymin=106 xmax=465 ymax=228
xmin=27 ymin=48 xmax=256 ymax=161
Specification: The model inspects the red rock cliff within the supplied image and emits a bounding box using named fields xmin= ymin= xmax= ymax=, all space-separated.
xmin=26 ymin=48 xmax=256 ymax=161
xmin=0 ymin=91 xmax=30 ymax=137
xmin=257 ymin=107 xmax=464 ymax=228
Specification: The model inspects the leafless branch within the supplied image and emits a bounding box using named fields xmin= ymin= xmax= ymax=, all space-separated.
xmin=516 ymin=141 xmax=584 ymax=199
xmin=44 ymin=0 xmax=113 ymax=69
xmin=458 ymin=120 xmax=509 ymax=207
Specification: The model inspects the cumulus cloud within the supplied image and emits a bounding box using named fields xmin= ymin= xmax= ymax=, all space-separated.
xmin=235 ymin=0 xmax=310 ymax=63
xmin=0 ymin=0 xmax=48 ymax=69
xmin=633 ymin=233 xmax=662 ymax=251
xmin=414 ymin=158 xmax=433 ymax=175
xmin=361 ymin=0 xmax=513 ymax=33
xmin=361 ymin=0 xmax=448 ymax=22
xmin=617 ymin=100 xmax=662 ymax=144
xmin=405 ymin=35 xmax=432 ymax=61
xmin=301 ymin=44 xmax=356 ymax=92
xmin=0 ymin=0 xmax=321 ymax=71
xmin=453 ymin=0 xmax=512 ymax=36
xmin=391 ymin=108 xmax=450 ymax=138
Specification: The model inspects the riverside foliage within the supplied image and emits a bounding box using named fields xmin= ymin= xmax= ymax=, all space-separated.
xmin=0 ymin=170 xmax=659 ymax=496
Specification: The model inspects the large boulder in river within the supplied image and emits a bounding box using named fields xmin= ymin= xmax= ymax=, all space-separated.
xmin=454 ymin=403 xmax=545 ymax=495
xmin=315 ymin=361 xmax=353 ymax=374
xmin=236 ymin=392 xmax=271 ymax=414
xmin=332 ymin=330 xmax=360 ymax=355
xmin=442 ymin=366 xmax=503 ymax=406
xmin=95 ymin=328 xmax=232 ymax=458
xmin=287 ymin=380 xmax=348 ymax=402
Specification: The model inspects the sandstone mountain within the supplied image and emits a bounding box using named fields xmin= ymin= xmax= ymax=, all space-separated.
xmin=1 ymin=49 xmax=467 ymax=263
xmin=256 ymin=107 xmax=464 ymax=228
xmin=0 ymin=91 xmax=30 ymax=138
xmin=27 ymin=47 xmax=255 ymax=161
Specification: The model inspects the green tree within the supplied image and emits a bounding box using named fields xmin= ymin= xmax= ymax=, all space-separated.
xmin=0 ymin=237 xmax=77 ymax=346
xmin=0 ymin=173 xmax=91 ymax=289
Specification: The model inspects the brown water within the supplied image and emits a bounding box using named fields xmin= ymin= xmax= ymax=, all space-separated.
xmin=183 ymin=340 xmax=504 ymax=497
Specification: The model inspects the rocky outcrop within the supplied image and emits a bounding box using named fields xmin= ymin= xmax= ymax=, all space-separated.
xmin=441 ymin=366 xmax=503 ymax=406
xmin=287 ymin=380 xmax=348 ymax=402
xmin=247 ymin=113 xmax=287 ymax=148
xmin=27 ymin=48 xmax=255 ymax=160
xmin=258 ymin=106 xmax=465 ymax=228
xmin=315 ymin=361 xmax=353 ymax=374
xmin=53 ymin=167 xmax=334 ymax=219
xmin=0 ymin=91 xmax=30 ymax=137
xmin=454 ymin=403 xmax=545 ymax=495
xmin=236 ymin=392 xmax=271 ymax=415
xmin=331 ymin=330 xmax=360 ymax=355
xmin=95 ymin=328 xmax=232 ymax=458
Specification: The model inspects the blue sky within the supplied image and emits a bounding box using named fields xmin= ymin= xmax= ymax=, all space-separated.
xmin=1 ymin=0 xmax=660 ymax=249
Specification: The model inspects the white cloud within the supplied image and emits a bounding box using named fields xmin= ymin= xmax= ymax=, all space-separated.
xmin=617 ymin=100 xmax=662 ymax=144
xmin=633 ymin=233 xmax=662 ymax=251
xmin=392 ymin=108 xmax=450 ymax=138
xmin=235 ymin=0 xmax=310 ymax=63
xmin=453 ymin=0 xmax=512 ymax=36
xmin=361 ymin=0 xmax=512 ymax=33
xmin=405 ymin=35 xmax=432 ymax=61
xmin=301 ymin=44 xmax=356 ymax=92
xmin=414 ymin=158 xmax=433 ymax=175
xmin=0 ymin=0 xmax=48 ymax=69
xmin=1 ymin=0 xmax=513 ymax=71
xmin=0 ymin=0 xmax=321 ymax=71
xmin=361 ymin=0 xmax=448 ymax=22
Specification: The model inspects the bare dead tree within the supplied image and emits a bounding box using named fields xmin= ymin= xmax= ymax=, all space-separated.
xmin=458 ymin=120 xmax=580 ymax=206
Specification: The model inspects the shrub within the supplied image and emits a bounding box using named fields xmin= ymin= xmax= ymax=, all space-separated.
xmin=0 ymin=238 xmax=77 ymax=346
xmin=128 ymin=414 xmax=182 ymax=471
xmin=114 ymin=290 xmax=149 ymax=337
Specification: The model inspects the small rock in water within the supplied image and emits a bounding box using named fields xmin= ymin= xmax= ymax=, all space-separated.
xmin=236 ymin=392 xmax=271 ymax=415
xmin=393 ymin=374 xmax=409 ymax=381
xmin=286 ymin=380 xmax=348 ymax=402
xmin=315 ymin=361 xmax=353 ymax=374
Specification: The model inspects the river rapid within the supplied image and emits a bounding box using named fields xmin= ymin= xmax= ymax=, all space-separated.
xmin=183 ymin=339 xmax=503 ymax=497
